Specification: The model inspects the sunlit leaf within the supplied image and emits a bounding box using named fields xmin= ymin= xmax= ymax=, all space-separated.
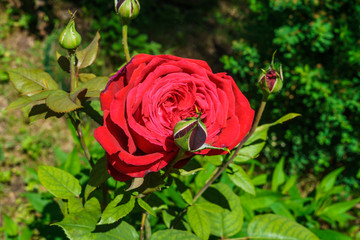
xmin=68 ymin=196 xmax=83 ymax=214
xmin=76 ymin=31 xmax=100 ymax=69
xmin=99 ymin=194 xmax=135 ymax=224
xmin=151 ymin=230 xmax=202 ymax=240
xmin=247 ymin=214 xmax=319 ymax=240
xmin=227 ymin=164 xmax=255 ymax=195
xmin=46 ymin=90 xmax=82 ymax=113
xmin=137 ymin=198 xmax=157 ymax=217
xmin=54 ymin=198 xmax=101 ymax=239
xmin=38 ymin=165 xmax=81 ymax=199
xmin=76 ymin=76 xmax=109 ymax=98
xmin=181 ymin=189 xmax=193 ymax=205
xmin=206 ymin=183 xmax=243 ymax=238
xmin=79 ymin=73 xmax=97 ymax=82
xmin=92 ymin=221 xmax=139 ymax=240
xmin=256 ymin=113 xmax=301 ymax=132
xmin=8 ymin=68 xmax=58 ymax=96
xmin=6 ymin=90 xmax=54 ymax=111
xmin=196 ymin=201 xmax=226 ymax=213
xmin=188 ymin=204 xmax=210 ymax=240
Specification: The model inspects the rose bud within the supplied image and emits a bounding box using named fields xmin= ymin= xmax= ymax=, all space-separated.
xmin=258 ymin=52 xmax=283 ymax=94
xmin=173 ymin=117 xmax=207 ymax=152
xmin=115 ymin=0 xmax=140 ymax=23
xmin=58 ymin=14 xmax=82 ymax=51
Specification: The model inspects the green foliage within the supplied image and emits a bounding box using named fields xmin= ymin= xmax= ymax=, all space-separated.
xmin=219 ymin=0 xmax=360 ymax=187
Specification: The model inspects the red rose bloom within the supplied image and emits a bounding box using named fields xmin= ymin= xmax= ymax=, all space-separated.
xmin=94 ymin=54 xmax=254 ymax=181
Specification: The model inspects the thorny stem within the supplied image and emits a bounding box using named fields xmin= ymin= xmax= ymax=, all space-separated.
xmin=171 ymin=94 xmax=269 ymax=228
xmin=122 ymin=23 xmax=131 ymax=62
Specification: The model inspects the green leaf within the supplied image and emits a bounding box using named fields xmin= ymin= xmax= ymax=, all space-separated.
xmin=181 ymin=188 xmax=193 ymax=205
xmin=227 ymin=164 xmax=255 ymax=195
xmin=92 ymin=221 xmax=139 ymax=240
xmin=3 ymin=214 xmax=18 ymax=237
xmin=197 ymin=201 xmax=226 ymax=213
xmin=312 ymin=229 xmax=353 ymax=240
xmin=99 ymin=194 xmax=135 ymax=224
xmin=79 ymin=73 xmax=97 ymax=82
xmin=8 ymin=68 xmax=58 ymax=95
xmin=56 ymin=51 xmax=70 ymax=73
xmin=38 ymin=165 xmax=81 ymax=199
xmin=76 ymin=31 xmax=100 ymax=69
xmin=206 ymin=183 xmax=243 ymax=238
xmin=46 ymin=90 xmax=82 ymax=113
xmin=241 ymin=189 xmax=282 ymax=211
xmin=317 ymin=198 xmax=360 ymax=219
xmin=76 ymin=76 xmax=109 ymax=98
xmin=137 ymin=198 xmax=157 ymax=217
xmin=62 ymin=147 xmax=81 ymax=176
xmin=256 ymin=113 xmax=301 ymax=132
xmin=202 ymin=155 xmax=223 ymax=165
xmin=68 ymin=196 xmax=84 ymax=214
xmin=151 ymin=230 xmax=202 ymax=240
xmin=178 ymin=168 xmax=204 ymax=176
xmin=188 ymin=204 xmax=210 ymax=240
xmin=236 ymin=140 xmax=266 ymax=163
xmin=69 ymin=87 xmax=87 ymax=104
xmin=252 ymin=173 xmax=268 ymax=186
xmin=162 ymin=211 xmax=175 ymax=228
xmin=19 ymin=227 xmax=33 ymax=240
xmin=6 ymin=90 xmax=54 ymax=110
xmin=55 ymin=197 xmax=101 ymax=239
xmin=270 ymin=202 xmax=295 ymax=220
xmin=248 ymin=214 xmax=319 ymax=240
xmin=28 ymin=103 xmax=64 ymax=121
xmin=272 ymin=157 xmax=286 ymax=191
xmin=318 ymin=167 xmax=344 ymax=193
xmin=55 ymin=209 xmax=98 ymax=239
xmin=281 ymin=175 xmax=298 ymax=194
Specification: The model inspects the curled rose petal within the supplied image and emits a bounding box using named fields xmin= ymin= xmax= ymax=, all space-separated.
xmin=95 ymin=54 xmax=255 ymax=181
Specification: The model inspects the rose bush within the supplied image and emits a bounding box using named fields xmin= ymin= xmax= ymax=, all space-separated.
xmin=94 ymin=54 xmax=254 ymax=181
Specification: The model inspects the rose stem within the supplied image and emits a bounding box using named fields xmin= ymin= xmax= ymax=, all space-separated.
xmin=68 ymin=113 xmax=95 ymax=168
xmin=122 ymin=23 xmax=131 ymax=62
xmin=171 ymin=94 xmax=269 ymax=229
xmin=140 ymin=211 xmax=147 ymax=240
xmin=69 ymin=50 xmax=78 ymax=92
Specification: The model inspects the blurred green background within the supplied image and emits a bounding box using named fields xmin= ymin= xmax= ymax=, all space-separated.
xmin=0 ymin=0 xmax=359 ymax=239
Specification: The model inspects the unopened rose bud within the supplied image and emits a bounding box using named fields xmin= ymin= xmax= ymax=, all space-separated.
xmin=258 ymin=52 xmax=283 ymax=94
xmin=59 ymin=15 xmax=82 ymax=51
xmin=115 ymin=0 xmax=140 ymax=23
xmin=173 ymin=117 xmax=207 ymax=152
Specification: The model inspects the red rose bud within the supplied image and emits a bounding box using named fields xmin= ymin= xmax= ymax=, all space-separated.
xmin=59 ymin=13 xmax=82 ymax=50
xmin=115 ymin=0 xmax=140 ymax=22
xmin=258 ymin=52 xmax=283 ymax=94
xmin=173 ymin=117 xmax=207 ymax=152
